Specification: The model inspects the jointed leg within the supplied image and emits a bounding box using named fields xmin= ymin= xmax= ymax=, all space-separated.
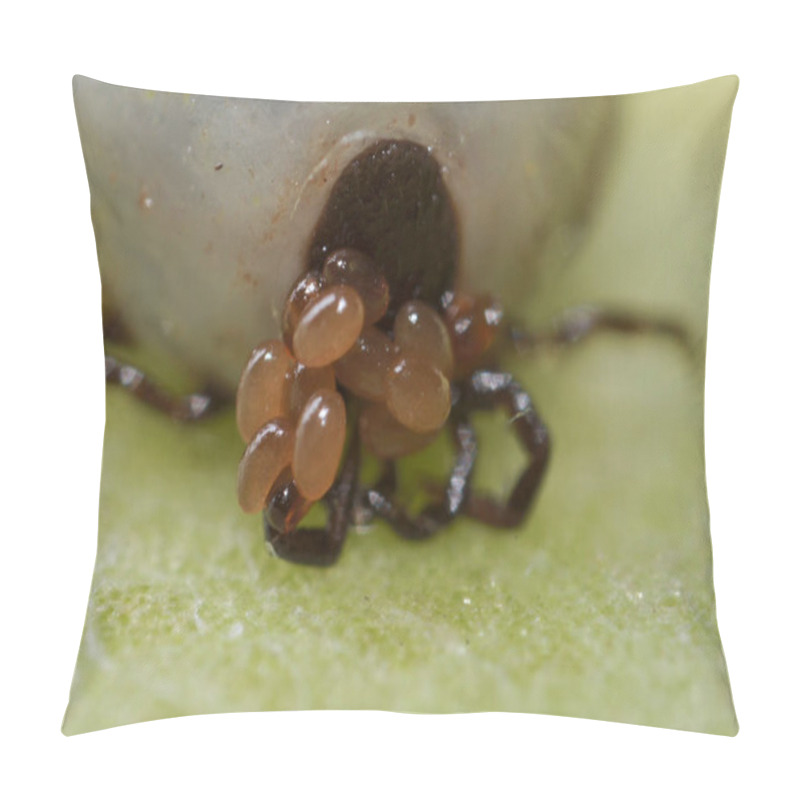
xmin=510 ymin=305 xmax=692 ymax=354
xmin=105 ymin=355 xmax=225 ymax=422
xmin=103 ymin=313 xmax=223 ymax=422
xmin=365 ymin=415 xmax=478 ymax=540
xmin=263 ymin=432 xmax=361 ymax=566
xmin=461 ymin=370 xmax=551 ymax=529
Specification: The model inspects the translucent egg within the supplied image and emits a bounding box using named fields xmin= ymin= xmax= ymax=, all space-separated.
xmin=235 ymin=340 xmax=294 ymax=442
xmin=264 ymin=468 xmax=314 ymax=533
xmin=237 ymin=418 xmax=295 ymax=514
xmin=385 ymin=356 xmax=451 ymax=434
xmin=287 ymin=362 xmax=337 ymax=421
xmin=359 ymin=402 xmax=438 ymax=460
xmin=334 ymin=326 xmax=398 ymax=402
xmin=444 ymin=292 xmax=504 ymax=370
xmin=322 ymin=249 xmax=390 ymax=326
xmin=394 ymin=300 xmax=454 ymax=378
xmin=292 ymin=388 xmax=347 ymax=501
xmin=292 ymin=285 xmax=365 ymax=367
xmin=282 ymin=273 xmax=325 ymax=352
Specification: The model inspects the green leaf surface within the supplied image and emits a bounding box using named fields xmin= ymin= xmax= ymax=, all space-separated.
xmin=64 ymin=338 xmax=734 ymax=734
xmin=64 ymin=77 xmax=738 ymax=735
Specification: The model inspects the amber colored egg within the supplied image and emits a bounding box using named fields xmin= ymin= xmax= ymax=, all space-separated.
xmin=292 ymin=285 xmax=365 ymax=367
xmin=443 ymin=292 xmax=504 ymax=370
xmin=322 ymin=248 xmax=390 ymax=326
xmin=334 ymin=326 xmax=399 ymax=401
xmin=394 ymin=300 xmax=454 ymax=378
xmin=237 ymin=418 xmax=295 ymax=514
xmin=385 ymin=356 xmax=451 ymax=434
xmin=264 ymin=467 xmax=314 ymax=533
xmin=292 ymin=388 xmax=347 ymax=501
xmin=235 ymin=340 xmax=294 ymax=442
xmin=282 ymin=272 xmax=325 ymax=352
xmin=359 ymin=402 xmax=439 ymax=460
xmin=287 ymin=362 xmax=337 ymax=422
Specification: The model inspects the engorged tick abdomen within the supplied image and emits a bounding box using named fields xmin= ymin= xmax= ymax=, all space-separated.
xmin=307 ymin=139 xmax=459 ymax=322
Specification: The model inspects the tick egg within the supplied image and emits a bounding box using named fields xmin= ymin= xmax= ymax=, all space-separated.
xmin=385 ymin=356 xmax=451 ymax=434
xmin=237 ymin=418 xmax=295 ymax=513
xmin=359 ymin=402 xmax=438 ymax=460
xmin=334 ymin=326 xmax=398 ymax=401
xmin=287 ymin=362 xmax=337 ymax=421
xmin=282 ymin=273 xmax=325 ymax=351
xmin=292 ymin=388 xmax=347 ymax=501
xmin=264 ymin=468 xmax=314 ymax=533
xmin=235 ymin=340 xmax=294 ymax=442
xmin=444 ymin=293 xmax=504 ymax=369
xmin=394 ymin=300 xmax=455 ymax=379
xmin=291 ymin=285 xmax=365 ymax=367
xmin=322 ymin=249 xmax=390 ymax=326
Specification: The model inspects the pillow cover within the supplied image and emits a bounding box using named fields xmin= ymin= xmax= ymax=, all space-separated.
xmin=64 ymin=75 xmax=738 ymax=735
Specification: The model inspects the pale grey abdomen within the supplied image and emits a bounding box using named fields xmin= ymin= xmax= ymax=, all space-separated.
xmin=74 ymin=76 xmax=616 ymax=391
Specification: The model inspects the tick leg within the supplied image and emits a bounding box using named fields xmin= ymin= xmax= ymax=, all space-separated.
xmin=510 ymin=305 xmax=692 ymax=353
xmin=105 ymin=354 xmax=224 ymax=422
xmin=461 ymin=370 xmax=551 ymax=529
xmin=263 ymin=433 xmax=361 ymax=566
xmin=365 ymin=416 xmax=478 ymax=540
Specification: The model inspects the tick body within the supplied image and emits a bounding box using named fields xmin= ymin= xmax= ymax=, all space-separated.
xmin=234 ymin=139 xmax=552 ymax=565
xmin=90 ymin=89 xmax=688 ymax=567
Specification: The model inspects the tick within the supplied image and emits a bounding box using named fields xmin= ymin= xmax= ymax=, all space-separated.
xmin=105 ymin=138 xmax=688 ymax=566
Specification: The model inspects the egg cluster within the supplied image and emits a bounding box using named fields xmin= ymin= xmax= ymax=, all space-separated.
xmin=235 ymin=248 xmax=502 ymax=521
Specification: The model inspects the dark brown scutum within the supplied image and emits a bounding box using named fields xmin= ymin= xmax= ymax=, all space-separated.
xmin=308 ymin=139 xmax=459 ymax=322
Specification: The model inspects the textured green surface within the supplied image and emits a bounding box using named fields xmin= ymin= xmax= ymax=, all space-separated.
xmin=64 ymin=340 xmax=734 ymax=734
xmin=64 ymin=77 xmax=738 ymax=735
